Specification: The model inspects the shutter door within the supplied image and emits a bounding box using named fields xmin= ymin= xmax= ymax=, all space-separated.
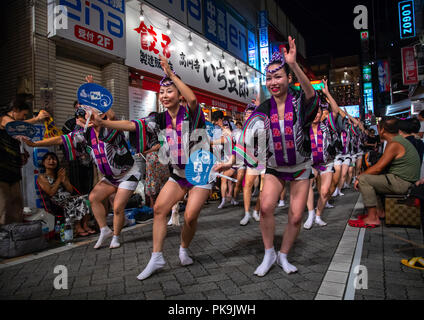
xmin=55 ymin=56 xmax=102 ymax=129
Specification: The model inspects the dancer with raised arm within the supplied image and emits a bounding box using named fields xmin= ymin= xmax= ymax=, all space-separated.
xmin=24 ymin=78 xmax=141 ymax=250
xmin=304 ymin=79 xmax=345 ymax=229
xmin=91 ymin=56 xmax=210 ymax=280
xmin=216 ymin=36 xmax=319 ymax=275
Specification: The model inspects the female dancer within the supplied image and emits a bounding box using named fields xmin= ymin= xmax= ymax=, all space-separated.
xmin=25 ymin=104 xmax=141 ymax=249
xmin=216 ymin=36 xmax=319 ymax=275
xmin=304 ymin=79 xmax=344 ymax=229
xmin=92 ymin=55 xmax=210 ymax=280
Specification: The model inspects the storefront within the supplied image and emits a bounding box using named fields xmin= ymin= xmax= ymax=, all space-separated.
xmin=125 ymin=2 xmax=258 ymax=123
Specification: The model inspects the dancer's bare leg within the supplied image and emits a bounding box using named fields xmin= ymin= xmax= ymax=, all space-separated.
xmin=279 ymin=179 xmax=310 ymax=273
xmin=89 ymin=181 xmax=118 ymax=249
xmin=109 ymin=187 xmax=136 ymax=248
xmin=137 ymin=180 xmax=186 ymax=280
xmin=253 ymin=174 xmax=283 ymax=276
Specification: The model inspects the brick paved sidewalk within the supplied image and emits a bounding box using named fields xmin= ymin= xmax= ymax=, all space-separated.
xmin=355 ymin=222 xmax=424 ymax=300
xmin=0 ymin=189 xmax=380 ymax=300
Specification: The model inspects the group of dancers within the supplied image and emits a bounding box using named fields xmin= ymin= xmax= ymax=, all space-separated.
xmin=24 ymin=36 xmax=370 ymax=280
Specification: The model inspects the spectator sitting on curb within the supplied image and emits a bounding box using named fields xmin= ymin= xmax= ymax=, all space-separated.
xmin=349 ymin=116 xmax=421 ymax=228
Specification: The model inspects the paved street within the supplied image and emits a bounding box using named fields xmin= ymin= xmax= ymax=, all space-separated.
xmin=0 ymin=188 xmax=423 ymax=301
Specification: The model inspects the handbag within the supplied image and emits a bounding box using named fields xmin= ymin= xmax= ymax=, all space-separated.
xmin=0 ymin=221 xmax=48 ymax=258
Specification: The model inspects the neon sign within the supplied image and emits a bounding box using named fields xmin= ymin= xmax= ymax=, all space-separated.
xmin=398 ymin=0 xmax=416 ymax=39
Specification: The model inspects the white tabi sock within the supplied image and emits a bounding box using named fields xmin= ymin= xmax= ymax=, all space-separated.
xmin=254 ymin=248 xmax=277 ymax=277
xmin=137 ymin=252 xmax=166 ymax=280
xmin=179 ymin=246 xmax=194 ymax=266
xmin=277 ymin=252 xmax=298 ymax=274
xmin=303 ymin=210 xmax=315 ymax=230
xmin=109 ymin=235 xmax=121 ymax=249
xmin=94 ymin=227 xmax=113 ymax=249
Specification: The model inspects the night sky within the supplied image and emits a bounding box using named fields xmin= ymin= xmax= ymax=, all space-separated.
xmin=277 ymin=0 xmax=374 ymax=58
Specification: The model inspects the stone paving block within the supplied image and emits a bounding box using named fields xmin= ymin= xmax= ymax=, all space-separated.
xmin=203 ymin=289 xmax=227 ymax=300
xmin=228 ymin=291 xmax=269 ymax=300
xmin=317 ymin=282 xmax=345 ymax=297
xmin=328 ymin=261 xmax=351 ymax=273
xmin=183 ymin=282 xmax=219 ymax=293
xmin=315 ymin=294 xmax=341 ymax=300
xmin=295 ymin=280 xmax=322 ymax=293
xmin=30 ymin=290 xmax=53 ymax=300
xmin=323 ymin=270 xmax=349 ymax=284
xmin=216 ymin=279 xmax=242 ymax=296
xmin=167 ymin=292 xmax=205 ymax=300
xmin=71 ymin=284 xmax=107 ymax=295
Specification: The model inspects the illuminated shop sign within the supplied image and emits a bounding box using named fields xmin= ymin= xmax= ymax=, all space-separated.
xmin=398 ymin=0 xmax=416 ymax=39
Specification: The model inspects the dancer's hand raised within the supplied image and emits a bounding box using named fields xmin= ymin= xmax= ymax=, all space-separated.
xmin=283 ymin=36 xmax=297 ymax=66
xmin=159 ymin=55 xmax=174 ymax=78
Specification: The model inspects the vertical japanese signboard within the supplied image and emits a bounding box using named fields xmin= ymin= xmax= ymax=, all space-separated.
xmin=377 ymin=60 xmax=391 ymax=93
xmin=401 ymin=46 xmax=419 ymax=85
xmin=258 ymin=11 xmax=269 ymax=84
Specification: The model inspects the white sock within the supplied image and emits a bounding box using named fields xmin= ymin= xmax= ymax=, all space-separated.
xmin=277 ymin=252 xmax=298 ymax=274
xmin=94 ymin=227 xmax=112 ymax=249
xmin=109 ymin=235 xmax=120 ymax=249
xmin=315 ymin=215 xmax=327 ymax=226
xmin=332 ymin=188 xmax=339 ymax=197
xmin=240 ymin=212 xmax=251 ymax=226
xmin=325 ymin=202 xmax=334 ymax=208
xmin=278 ymin=200 xmax=285 ymax=207
xmin=304 ymin=210 xmax=315 ymax=230
xmin=137 ymin=252 xmax=166 ymax=280
xmin=218 ymin=198 xmax=226 ymax=209
xmin=179 ymin=246 xmax=194 ymax=266
xmin=231 ymin=198 xmax=239 ymax=205
xmin=254 ymin=248 xmax=277 ymax=277
xmin=252 ymin=210 xmax=260 ymax=221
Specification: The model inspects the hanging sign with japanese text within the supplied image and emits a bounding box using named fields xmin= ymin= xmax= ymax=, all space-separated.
xmin=48 ymin=0 xmax=126 ymax=58
xmin=125 ymin=2 xmax=257 ymax=104
xmin=401 ymin=46 xmax=419 ymax=85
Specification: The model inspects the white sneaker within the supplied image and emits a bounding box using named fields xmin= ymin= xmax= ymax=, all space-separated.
xmin=315 ymin=216 xmax=327 ymax=226
xmin=278 ymin=200 xmax=286 ymax=207
xmin=240 ymin=212 xmax=251 ymax=226
xmin=343 ymin=183 xmax=349 ymax=189
xmin=252 ymin=210 xmax=260 ymax=221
